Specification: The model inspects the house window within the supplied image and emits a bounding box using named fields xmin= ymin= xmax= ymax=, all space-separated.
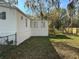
xmin=21 ymin=16 xmax=23 ymax=20
xmin=25 ymin=19 xmax=27 ymax=27
xmin=41 ymin=21 xmax=45 ymax=28
xmin=34 ymin=21 xmax=38 ymax=28
xmin=30 ymin=21 xmax=38 ymax=28
xmin=0 ymin=12 xmax=6 ymax=20
xmin=30 ymin=21 xmax=32 ymax=28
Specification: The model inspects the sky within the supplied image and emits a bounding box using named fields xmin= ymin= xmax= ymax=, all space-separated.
xmin=60 ymin=0 xmax=69 ymax=9
xmin=18 ymin=0 xmax=69 ymax=14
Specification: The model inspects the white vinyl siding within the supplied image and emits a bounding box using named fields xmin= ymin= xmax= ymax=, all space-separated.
xmin=31 ymin=20 xmax=48 ymax=36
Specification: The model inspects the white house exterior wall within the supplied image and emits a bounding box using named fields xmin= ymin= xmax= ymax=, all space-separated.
xmin=0 ymin=6 xmax=17 ymax=37
xmin=16 ymin=10 xmax=31 ymax=45
xmin=31 ymin=20 xmax=48 ymax=36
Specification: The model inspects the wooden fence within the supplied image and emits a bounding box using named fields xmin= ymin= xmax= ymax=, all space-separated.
xmin=64 ymin=28 xmax=79 ymax=35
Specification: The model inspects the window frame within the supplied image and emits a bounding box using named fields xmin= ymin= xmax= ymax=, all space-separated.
xmin=0 ymin=12 xmax=6 ymax=20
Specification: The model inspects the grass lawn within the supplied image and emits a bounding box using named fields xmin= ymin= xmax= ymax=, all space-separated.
xmin=2 ymin=37 xmax=61 ymax=59
xmin=50 ymin=34 xmax=79 ymax=48
xmin=49 ymin=34 xmax=79 ymax=59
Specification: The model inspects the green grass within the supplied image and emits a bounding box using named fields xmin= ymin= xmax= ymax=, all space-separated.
xmin=2 ymin=37 xmax=61 ymax=59
xmin=50 ymin=35 xmax=79 ymax=48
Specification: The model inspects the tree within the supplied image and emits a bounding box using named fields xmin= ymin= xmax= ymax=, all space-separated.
xmin=67 ymin=0 xmax=79 ymax=27
xmin=65 ymin=0 xmax=79 ymax=34
xmin=25 ymin=0 xmax=60 ymax=20
xmin=48 ymin=8 xmax=67 ymax=30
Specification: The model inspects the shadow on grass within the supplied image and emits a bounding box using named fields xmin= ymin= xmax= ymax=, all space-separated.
xmin=66 ymin=34 xmax=79 ymax=37
xmin=2 ymin=36 xmax=61 ymax=59
xmin=49 ymin=35 xmax=71 ymax=39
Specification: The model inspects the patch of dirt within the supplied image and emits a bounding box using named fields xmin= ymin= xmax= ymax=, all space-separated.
xmin=52 ymin=42 xmax=79 ymax=59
